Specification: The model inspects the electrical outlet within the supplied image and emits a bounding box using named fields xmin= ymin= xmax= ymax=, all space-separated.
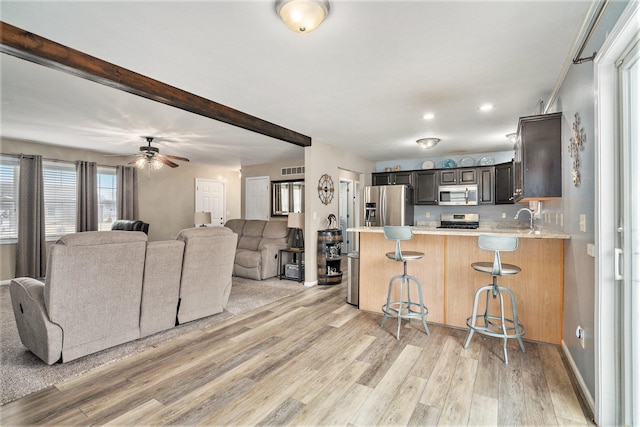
xmin=587 ymin=243 xmax=595 ymax=257
xmin=501 ymin=212 xmax=506 ymax=219
xmin=425 ymin=212 xmax=430 ymax=218
xmin=579 ymin=214 xmax=586 ymax=232
xmin=560 ymin=213 xmax=564 ymax=227
xmin=576 ymin=325 xmax=585 ymax=349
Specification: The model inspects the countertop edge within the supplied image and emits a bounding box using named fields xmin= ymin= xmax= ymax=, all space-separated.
xmin=346 ymin=226 xmax=570 ymax=239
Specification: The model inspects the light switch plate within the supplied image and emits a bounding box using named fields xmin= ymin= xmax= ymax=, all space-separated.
xmin=587 ymin=243 xmax=595 ymax=257
xmin=580 ymin=214 xmax=586 ymax=232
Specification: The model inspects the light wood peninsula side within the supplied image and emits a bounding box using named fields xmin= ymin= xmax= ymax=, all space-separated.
xmin=354 ymin=227 xmax=568 ymax=345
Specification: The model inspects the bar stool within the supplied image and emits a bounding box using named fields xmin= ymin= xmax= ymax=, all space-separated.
xmin=380 ymin=226 xmax=430 ymax=340
xmin=463 ymin=234 xmax=525 ymax=364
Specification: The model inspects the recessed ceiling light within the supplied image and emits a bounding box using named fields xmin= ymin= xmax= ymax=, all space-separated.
xmin=422 ymin=113 xmax=435 ymax=120
xmin=479 ymin=103 xmax=494 ymax=112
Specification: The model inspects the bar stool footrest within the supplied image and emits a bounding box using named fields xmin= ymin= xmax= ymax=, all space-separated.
xmin=382 ymin=301 xmax=429 ymax=321
xmin=465 ymin=314 xmax=525 ymax=340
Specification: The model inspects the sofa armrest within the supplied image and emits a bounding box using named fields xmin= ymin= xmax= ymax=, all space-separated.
xmin=259 ymin=242 xmax=290 ymax=279
xmin=9 ymin=278 xmax=63 ymax=365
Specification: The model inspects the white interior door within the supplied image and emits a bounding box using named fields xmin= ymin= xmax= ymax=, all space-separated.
xmin=195 ymin=178 xmax=225 ymax=226
xmin=245 ymin=176 xmax=269 ymax=220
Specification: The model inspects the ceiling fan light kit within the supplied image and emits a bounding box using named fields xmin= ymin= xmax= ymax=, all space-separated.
xmin=417 ymin=138 xmax=440 ymax=149
xmin=275 ymin=0 xmax=330 ymax=33
xmin=116 ymin=136 xmax=190 ymax=172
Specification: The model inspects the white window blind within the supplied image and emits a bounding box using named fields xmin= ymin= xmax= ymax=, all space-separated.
xmin=43 ymin=160 xmax=76 ymax=240
xmin=97 ymin=166 xmax=117 ymax=231
xmin=0 ymin=155 xmax=19 ymax=241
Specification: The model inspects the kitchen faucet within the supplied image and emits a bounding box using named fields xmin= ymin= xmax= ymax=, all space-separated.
xmin=515 ymin=207 xmax=535 ymax=231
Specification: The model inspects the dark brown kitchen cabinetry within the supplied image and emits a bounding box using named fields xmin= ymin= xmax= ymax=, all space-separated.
xmin=514 ymin=112 xmax=562 ymax=201
xmin=414 ymin=170 xmax=438 ymax=205
xmin=477 ymin=166 xmax=495 ymax=204
xmin=372 ymin=171 xmax=413 ymax=186
xmin=495 ymin=162 xmax=515 ymax=204
xmin=439 ymin=168 xmax=477 ymax=185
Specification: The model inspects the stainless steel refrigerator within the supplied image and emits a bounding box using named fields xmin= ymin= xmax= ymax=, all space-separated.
xmin=364 ymin=185 xmax=414 ymax=226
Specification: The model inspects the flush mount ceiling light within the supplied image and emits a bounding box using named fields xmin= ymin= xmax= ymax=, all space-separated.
xmin=275 ymin=0 xmax=330 ymax=33
xmin=417 ymin=138 xmax=440 ymax=149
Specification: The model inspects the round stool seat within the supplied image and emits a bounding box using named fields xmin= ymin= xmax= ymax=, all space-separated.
xmin=471 ymin=261 xmax=521 ymax=276
xmin=386 ymin=251 xmax=424 ymax=261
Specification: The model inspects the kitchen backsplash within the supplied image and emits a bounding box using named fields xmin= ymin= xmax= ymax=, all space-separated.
xmin=413 ymin=203 xmax=529 ymax=226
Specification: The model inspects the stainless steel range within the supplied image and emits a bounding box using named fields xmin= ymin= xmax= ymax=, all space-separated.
xmin=437 ymin=213 xmax=479 ymax=229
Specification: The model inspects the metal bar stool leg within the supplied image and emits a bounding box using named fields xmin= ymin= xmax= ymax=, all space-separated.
xmin=412 ymin=275 xmax=430 ymax=336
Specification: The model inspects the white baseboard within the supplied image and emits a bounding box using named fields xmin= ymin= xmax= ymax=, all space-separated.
xmin=0 ymin=280 xmax=11 ymax=286
xmin=304 ymin=280 xmax=318 ymax=287
xmin=561 ymin=340 xmax=595 ymax=416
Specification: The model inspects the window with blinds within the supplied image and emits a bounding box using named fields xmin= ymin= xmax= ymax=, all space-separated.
xmin=0 ymin=155 xmax=19 ymax=241
xmin=43 ymin=161 xmax=77 ymax=239
xmin=97 ymin=166 xmax=117 ymax=231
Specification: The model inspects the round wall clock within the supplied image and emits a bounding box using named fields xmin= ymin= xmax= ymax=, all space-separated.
xmin=317 ymin=173 xmax=334 ymax=205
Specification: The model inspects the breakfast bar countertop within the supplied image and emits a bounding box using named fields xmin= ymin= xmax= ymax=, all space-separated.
xmin=348 ymin=224 xmax=570 ymax=239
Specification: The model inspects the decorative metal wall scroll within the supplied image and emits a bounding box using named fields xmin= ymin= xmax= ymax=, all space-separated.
xmin=317 ymin=173 xmax=334 ymax=205
xmin=569 ymin=112 xmax=586 ymax=187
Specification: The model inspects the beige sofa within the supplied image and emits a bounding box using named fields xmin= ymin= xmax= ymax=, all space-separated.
xmin=9 ymin=227 xmax=237 ymax=364
xmin=224 ymin=219 xmax=289 ymax=280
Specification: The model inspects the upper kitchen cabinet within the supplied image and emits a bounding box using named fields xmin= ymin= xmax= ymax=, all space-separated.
xmin=439 ymin=168 xmax=477 ymax=185
xmin=477 ymin=166 xmax=495 ymax=204
xmin=372 ymin=171 xmax=413 ymax=186
xmin=495 ymin=162 xmax=515 ymax=204
xmin=414 ymin=170 xmax=438 ymax=205
xmin=514 ymin=112 xmax=562 ymax=201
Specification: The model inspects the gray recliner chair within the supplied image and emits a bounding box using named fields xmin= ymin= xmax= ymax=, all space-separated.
xmin=10 ymin=231 xmax=149 ymax=364
xmin=111 ymin=219 xmax=149 ymax=234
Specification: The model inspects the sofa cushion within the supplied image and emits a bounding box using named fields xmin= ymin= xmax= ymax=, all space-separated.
xmin=262 ymin=220 xmax=289 ymax=239
xmin=234 ymin=249 xmax=261 ymax=268
xmin=225 ymin=219 xmax=245 ymax=238
xmin=237 ymin=220 xmax=266 ymax=251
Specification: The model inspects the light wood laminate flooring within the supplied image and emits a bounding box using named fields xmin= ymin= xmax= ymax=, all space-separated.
xmin=0 ymin=282 xmax=593 ymax=426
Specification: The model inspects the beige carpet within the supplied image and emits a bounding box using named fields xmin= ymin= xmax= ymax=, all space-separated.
xmin=0 ymin=276 xmax=305 ymax=405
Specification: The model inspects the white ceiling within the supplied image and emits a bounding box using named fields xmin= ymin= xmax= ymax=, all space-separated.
xmin=0 ymin=1 xmax=594 ymax=169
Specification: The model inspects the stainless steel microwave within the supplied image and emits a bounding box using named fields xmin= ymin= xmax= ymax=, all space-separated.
xmin=438 ymin=184 xmax=478 ymax=206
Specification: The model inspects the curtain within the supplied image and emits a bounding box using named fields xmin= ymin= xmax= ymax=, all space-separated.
xmin=117 ymin=166 xmax=139 ymax=220
xmin=15 ymin=154 xmax=46 ymax=278
xmin=76 ymin=161 xmax=98 ymax=231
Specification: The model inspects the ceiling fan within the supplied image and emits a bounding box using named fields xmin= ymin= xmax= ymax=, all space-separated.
xmin=116 ymin=136 xmax=190 ymax=170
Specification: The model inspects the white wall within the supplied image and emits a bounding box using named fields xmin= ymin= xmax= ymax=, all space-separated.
xmin=303 ymin=140 xmax=375 ymax=285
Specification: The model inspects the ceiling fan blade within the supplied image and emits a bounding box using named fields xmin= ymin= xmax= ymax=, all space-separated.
xmin=155 ymin=156 xmax=179 ymax=168
xmin=163 ymin=154 xmax=190 ymax=162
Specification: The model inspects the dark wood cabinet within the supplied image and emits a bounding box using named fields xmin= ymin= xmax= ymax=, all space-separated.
xmin=495 ymin=162 xmax=515 ymax=204
xmin=477 ymin=166 xmax=495 ymax=204
xmin=414 ymin=170 xmax=438 ymax=205
xmin=317 ymin=229 xmax=343 ymax=285
xmin=514 ymin=112 xmax=562 ymax=201
xmin=439 ymin=168 xmax=477 ymax=185
xmin=372 ymin=171 xmax=413 ymax=186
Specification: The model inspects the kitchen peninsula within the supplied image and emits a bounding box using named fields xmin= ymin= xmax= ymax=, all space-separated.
xmin=351 ymin=226 xmax=569 ymax=345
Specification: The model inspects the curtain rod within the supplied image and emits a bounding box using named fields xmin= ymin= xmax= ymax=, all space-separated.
xmin=1 ymin=153 xmax=120 ymax=169
xmin=573 ymin=0 xmax=609 ymax=64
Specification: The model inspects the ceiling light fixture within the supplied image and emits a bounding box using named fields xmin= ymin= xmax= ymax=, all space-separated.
xmin=417 ymin=138 xmax=440 ymax=149
xmin=422 ymin=113 xmax=435 ymax=120
xmin=479 ymin=103 xmax=494 ymax=112
xmin=506 ymin=132 xmax=517 ymax=143
xmin=275 ymin=0 xmax=330 ymax=33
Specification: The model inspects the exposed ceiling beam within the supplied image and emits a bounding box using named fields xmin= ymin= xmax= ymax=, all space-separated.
xmin=0 ymin=21 xmax=312 ymax=147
